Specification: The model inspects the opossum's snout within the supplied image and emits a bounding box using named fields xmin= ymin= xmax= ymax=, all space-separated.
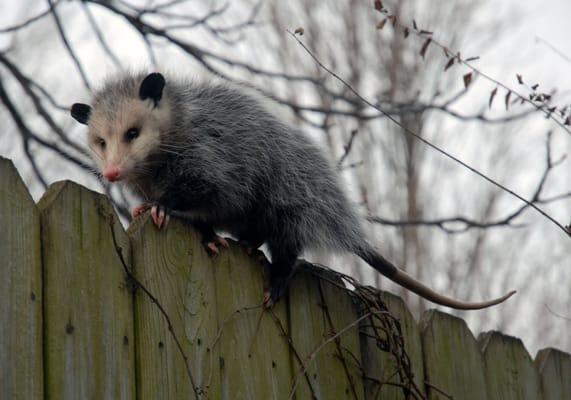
xmin=103 ymin=165 xmax=122 ymax=182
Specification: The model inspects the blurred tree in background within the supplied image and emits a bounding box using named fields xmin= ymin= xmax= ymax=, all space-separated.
xmin=0 ymin=0 xmax=569 ymax=353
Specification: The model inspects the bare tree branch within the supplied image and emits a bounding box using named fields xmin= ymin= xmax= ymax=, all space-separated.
xmin=46 ymin=0 xmax=91 ymax=90
xmin=0 ymin=0 xmax=62 ymax=33
xmin=287 ymin=30 xmax=570 ymax=237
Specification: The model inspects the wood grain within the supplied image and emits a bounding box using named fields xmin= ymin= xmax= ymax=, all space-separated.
xmin=0 ymin=157 xmax=43 ymax=400
xmin=38 ymin=180 xmax=135 ymax=400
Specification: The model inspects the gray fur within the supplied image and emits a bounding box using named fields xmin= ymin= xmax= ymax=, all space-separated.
xmin=75 ymin=72 xmax=516 ymax=309
xmin=94 ymin=73 xmax=366 ymax=254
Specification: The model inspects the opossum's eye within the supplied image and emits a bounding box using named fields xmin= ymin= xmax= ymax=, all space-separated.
xmin=96 ymin=137 xmax=106 ymax=150
xmin=124 ymin=128 xmax=140 ymax=142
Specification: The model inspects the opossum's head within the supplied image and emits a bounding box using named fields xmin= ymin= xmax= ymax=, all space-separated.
xmin=70 ymin=72 xmax=171 ymax=182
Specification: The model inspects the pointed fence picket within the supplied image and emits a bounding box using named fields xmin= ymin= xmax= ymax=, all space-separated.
xmin=1 ymin=156 xmax=569 ymax=399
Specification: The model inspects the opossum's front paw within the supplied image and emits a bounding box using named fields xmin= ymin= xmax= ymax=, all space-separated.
xmin=150 ymin=204 xmax=171 ymax=230
xmin=204 ymin=236 xmax=229 ymax=256
xmin=132 ymin=203 xmax=152 ymax=218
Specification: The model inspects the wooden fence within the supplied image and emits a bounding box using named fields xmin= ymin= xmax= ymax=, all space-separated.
xmin=1 ymin=155 xmax=570 ymax=400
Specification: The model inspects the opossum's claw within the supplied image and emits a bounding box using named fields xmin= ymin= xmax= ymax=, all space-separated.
xmin=132 ymin=203 xmax=152 ymax=218
xmin=206 ymin=242 xmax=220 ymax=255
xmin=263 ymin=290 xmax=273 ymax=308
xmin=216 ymin=236 xmax=230 ymax=248
xmin=151 ymin=204 xmax=170 ymax=230
xmin=204 ymin=236 xmax=229 ymax=256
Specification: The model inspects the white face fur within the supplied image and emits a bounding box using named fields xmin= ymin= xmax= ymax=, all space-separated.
xmin=71 ymin=73 xmax=171 ymax=183
xmin=86 ymin=96 xmax=172 ymax=182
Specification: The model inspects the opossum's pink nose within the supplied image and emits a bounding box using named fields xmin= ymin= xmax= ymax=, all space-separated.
xmin=103 ymin=166 xmax=122 ymax=182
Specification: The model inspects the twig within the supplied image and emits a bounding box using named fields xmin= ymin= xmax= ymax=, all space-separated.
xmin=0 ymin=0 xmax=61 ymax=33
xmin=337 ymin=129 xmax=359 ymax=167
xmin=544 ymin=304 xmax=571 ymax=322
xmin=287 ymin=30 xmax=570 ymax=238
xmin=317 ymin=280 xmax=360 ymax=399
xmin=268 ymin=309 xmax=317 ymax=399
xmin=108 ymin=217 xmax=200 ymax=400
xmin=80 ymin=2 xmax=123 ymax=70
xmin=425 ymin=381 xmax=454 ymax=399
xmin=46 ymin=0 xmax=91 ymax=90
xmin=535 ymin=37 xmax=571 ymax=64
xmin=373 ymin=6 xmax=571 ymax=135
xmin=287 ymin=311 xmax=373 ymax=400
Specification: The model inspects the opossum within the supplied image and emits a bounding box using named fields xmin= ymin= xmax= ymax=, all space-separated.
xmin=70 ymin=72 xmax=516 ymax=309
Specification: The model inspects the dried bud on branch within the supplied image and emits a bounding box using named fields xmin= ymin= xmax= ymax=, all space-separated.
xmin=505 ymin=90 xmax=512 ymax=110
xmin=376 ymin=19 xmax=387 ymax=30
xmin=444 ymin=57 xmax=455 ymax=71
xmin=489 ymin=87 xmax=498 ymax=108
xmin=420 ymin=38 xmax=432 ymax=58
xmin=463 ymin=72 xmax=473 ymax=89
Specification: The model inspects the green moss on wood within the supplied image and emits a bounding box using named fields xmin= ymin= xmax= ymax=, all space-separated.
xmin=288 ymin=266 xmax=365 ymax=399
xmin=360 ymin=291 xmax=426 ymax=399
xmin=38 ymin=181 xmax=135 ymax=400
xmin=0 ymin=157 xmax=43 ymax=400
xmin=129 ymin=216 xmax=221 ymax=400
xmin=535 ymin=347 xmax=571 ymax=400
xmin=421 ymin=310 xmax=487 ymax=400
xmin=478 ymin=331 xmax=542 ymax=400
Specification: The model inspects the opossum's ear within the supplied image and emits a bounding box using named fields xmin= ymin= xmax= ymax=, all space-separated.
xmin=139 ymin=72 xmax=165 ymax=107
xmin=70 ymin=103 xmax=92 ymax=125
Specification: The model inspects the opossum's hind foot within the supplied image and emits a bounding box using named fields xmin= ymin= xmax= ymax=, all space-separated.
xmin=263 ymin=270 xmax=297 ymax=308
xmin=263 ymin=275 xmax=288 ymax=308
xmin=205 ymin=236 xmax=229 ymax=256
xmin=262 ymin=247 xmax=298 ymax=308
xmin=150 ymin=204 xmax=171 ymax=230
xmin=193 ymin=222 xmax=229 ymax=256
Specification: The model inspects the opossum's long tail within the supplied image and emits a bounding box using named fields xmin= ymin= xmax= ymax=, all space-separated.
xmin=356 ymin=246 xmax=516 ymax=310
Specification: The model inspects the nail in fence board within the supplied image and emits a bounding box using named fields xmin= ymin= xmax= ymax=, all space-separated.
xmin=38 ymin=181 xmax=135 ymax=400
xmin=478 ymin=331 xmax=543 ymax=400
xmin=421 ymin=310 xmax=487 ymax=400
xmin=535 ymin=348 xmax=571 ymax=400
xmin=288 ymin=266 xmax=365 ymax=399
xmin=0 ymin=157 xmax=43 ymax=400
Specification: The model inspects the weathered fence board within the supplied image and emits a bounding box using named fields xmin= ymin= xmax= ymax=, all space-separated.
xmin=38 ymin=181 xmax=135 ymax=400
xmin=2 ymin=157 xmax=571 ymax=400
xmin=289 ymin=266 xmax=365 ymax=399
xmin=129 ymin=217 xmax=221 ymax=399
xmin=535 ymin=347 xmax=571 ymax=399
xmin=360 ymin=291 xmax=426 ymax=399
xmin=421 ymin=310 xmax=487 ymax=399
xmin=213 ymin=243 xmax=292 ymax=399
xmin=0 ymin=157 xmax=43 ymax=400
xmin=479 ymin=331 xmax=543 ymax=400
xmin=478 ymin=331 xmax=542 ymax=400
